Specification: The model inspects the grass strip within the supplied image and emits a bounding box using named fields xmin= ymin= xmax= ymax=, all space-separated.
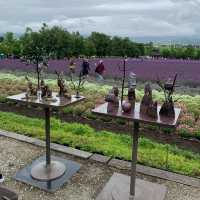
xmin=0 ymin=111 xmax=200 ymax=177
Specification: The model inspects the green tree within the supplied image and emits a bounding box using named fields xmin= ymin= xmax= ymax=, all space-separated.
xmin=195 ymin=49 xmax=200 ymax=60
xmin=71 ymin=32 xmax=85 ymax=57
xmin=84 ymin=39 xmax=96 ymax=56
xmin=145 ymin=42 xmax=154 ymax=56
xmin=0 ymin=32 xmax=21 ymax=56
xmin=111 ymin=36 xmax=124 ymax=56
xmin=21 ymin=27 xmax=49 ymax=88
xmin=184 ymin=46 xmax=195 ymax=59
xmin=89 ymin=32 xmax=111 ymax=57
xmin=161 ymin=48 xmax=171 ymax=58
xmin=0 ymin=36 xmax=3 ymax=43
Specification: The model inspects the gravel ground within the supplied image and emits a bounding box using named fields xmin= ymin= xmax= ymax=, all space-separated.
xmin=0 ymin=136 xmax=200 ymax=200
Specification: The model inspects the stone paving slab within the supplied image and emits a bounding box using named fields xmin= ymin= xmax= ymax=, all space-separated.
xmin=108 ymin=158 xmax=200 ymax=188
xmin=136 ymin=164 xmax=200 ymax=188
xmin=96 ymin=173 xmax=167 ymax=200
xmin=90 ymin=154 xmax=111 ymax=164
xmin=50 ymin=143 xmax=92 ymax=159
xmin=108 ymin=158 xmax=131 ymax=170
xmin=0 ymin=130 xmax=92 ymax=159
xmin=14 ymin=155 xmax=81 ymax=193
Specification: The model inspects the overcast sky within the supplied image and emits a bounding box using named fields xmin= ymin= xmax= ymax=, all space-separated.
xmin=0 ymin=0 xmax=199 ymax=37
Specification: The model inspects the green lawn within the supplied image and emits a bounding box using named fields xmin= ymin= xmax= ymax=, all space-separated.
xmin=0 ymin=111 xmax=200 ymax=178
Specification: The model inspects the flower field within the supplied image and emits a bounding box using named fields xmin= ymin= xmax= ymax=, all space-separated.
xmin=1 ymin=58 xmax=200 ymax=83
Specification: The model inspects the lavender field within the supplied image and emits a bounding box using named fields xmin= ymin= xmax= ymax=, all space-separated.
xmin=0 ymin=58 xmax=200 ymax=83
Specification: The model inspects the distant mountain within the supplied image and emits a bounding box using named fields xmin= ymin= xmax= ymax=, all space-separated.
xmin=133 ymin=36 xmax=200 ymax=45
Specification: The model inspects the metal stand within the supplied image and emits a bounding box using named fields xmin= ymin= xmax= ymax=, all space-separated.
xmin=31 ymin=107 xmax=66 ymax=181
xmin=45 ymin=107 xmax=51 ymax=166
xmin=92 ymin=102 xmax=180 ymax=200
xmin=8 ymin=93 xmax=85 ymax=191
xmin=130 ymin=122 xmax=139 ymax=199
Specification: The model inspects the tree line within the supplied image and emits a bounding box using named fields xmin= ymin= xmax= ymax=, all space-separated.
xmin=0 ymin=23 xmax=200 ymax=60
xmin=160 ymin=46 xmax=200 ymax=60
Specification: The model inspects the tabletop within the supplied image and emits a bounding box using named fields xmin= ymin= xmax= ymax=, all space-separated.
xmin=7 ymin=92 xmax=85 ymax=108
xmin=92 ymin=102 xmax=181 ymax=128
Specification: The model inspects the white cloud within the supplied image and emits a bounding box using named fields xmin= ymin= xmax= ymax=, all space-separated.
xmin=0 ymin=0 xmax=199 ymax=37
xmin=95 ymin=1 xmax=174 ymax=11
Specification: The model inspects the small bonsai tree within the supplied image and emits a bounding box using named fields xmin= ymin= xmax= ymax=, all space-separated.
xmin=25 ymin=46 xmax=48 ymax=90
xmin=21 ymin=29 xmax=49 ymax=89
xmin=70 ymin=71 xmax=86 ymax=98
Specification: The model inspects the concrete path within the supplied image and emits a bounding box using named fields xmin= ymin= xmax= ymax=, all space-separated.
xmin=0 ymin=136 xmax=200 ymax=200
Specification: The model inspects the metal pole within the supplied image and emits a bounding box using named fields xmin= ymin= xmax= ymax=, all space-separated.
xmin=121 ymin=59 xmax=126 ymax=105
xmin=130 ymin=121 xmax=139 ymax=199
xmin=45 ymin=107 xmax=51 ymax=167
xmin=166 ymin=144 xmax=169 ymax=169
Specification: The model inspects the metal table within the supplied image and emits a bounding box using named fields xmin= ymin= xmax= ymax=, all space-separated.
xmin=92 ymin=102 xmax=181 ymax=200
xmin=7 ymin=92 xmax=85 ymax=192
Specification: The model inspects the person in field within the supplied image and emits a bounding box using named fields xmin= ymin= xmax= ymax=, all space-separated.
xmin=81 ymin=58 xmax=90 ymax=77
xmin=95 ymin=60 xmax=105 ymax=81
xmin=69 ymin=58 xmax=76 ymax=75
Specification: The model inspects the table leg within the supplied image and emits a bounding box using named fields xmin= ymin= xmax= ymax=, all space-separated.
xmin=130 ymin=121 xmax=139 ymax=200
xmin=30 ymin=107 xmax=66 ymax=181
xmin=45 ymin=107 xmax=51 ymax=166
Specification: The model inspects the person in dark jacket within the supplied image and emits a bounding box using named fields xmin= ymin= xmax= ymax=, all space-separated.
xmin=95 ymin=60 xmax=105 ymax=81
xmin=81 ymin=59 xmax=90 ymax=77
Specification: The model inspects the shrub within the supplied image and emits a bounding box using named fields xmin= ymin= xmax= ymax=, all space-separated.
xmin=181 ymin=115 xmax=196 ymax=127
xmin=193 ymin=130 xmax=200 ymax=140
xmin=187 ymin=103 xmax=200 ymax=121
xmin=162 ymin=127 xmax=173 ymax=134
xmin=178 ymin=128 xmax=192 ymax=139
xmin=100 ymin=116 xmax=112 ymax=123
xmin=143 ymin=124 xmax=159 ymax=131
xmin=83 ymin=101 xmax=95 ymax=110
xmin=84 ymin=112 xmax=97 ymax=120
xmin=116 ymin=118 xmax=126 ymax=125
xmin=73 ymin=105 xmax=87 ymax=116
xmin=0 ymin=96 xmax=7 ymax=103
xmin=63 ymin=107 xmax=74 ymax=114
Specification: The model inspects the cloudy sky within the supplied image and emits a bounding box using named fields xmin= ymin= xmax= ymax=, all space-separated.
xmin=0 ymin=0 xmax=199 ymax=37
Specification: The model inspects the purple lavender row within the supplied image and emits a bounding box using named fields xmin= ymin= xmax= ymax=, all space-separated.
xmin=0 ymin=58 xmax=200 ymax=82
